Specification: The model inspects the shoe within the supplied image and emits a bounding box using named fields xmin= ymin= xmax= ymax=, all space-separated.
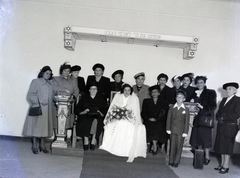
xmin=214 ymin=166 xmax=222 ymax=170
xmin=173 ymin=163 xmax=178 ymax=167
xmin=90 ymin=144 xmax=95 ymax=151
xmin=66 ymin=138 xmax=71 ymax=146
xmin=83 ymin=144 xmax=89 ymax=151
xmin=219 ymin=167 xmax=229 ymax=174
xmin=31 ymin=147 xmax=39 ymax=154
xmin=148 ymin=142 xmax=153 ymax=153
xmin=39 ymin=146 xmax=49 ymax=154
xmin=203 ymin=158 xmax=210 ymax=165
xmin=152 ymin=150 xmax=157 ymax=156
xmin=168 ymin=163 xmax=174 ymax=166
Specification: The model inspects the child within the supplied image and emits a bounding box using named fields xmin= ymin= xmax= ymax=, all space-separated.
xmin=166 ymin=90 xmax=190 ymax=167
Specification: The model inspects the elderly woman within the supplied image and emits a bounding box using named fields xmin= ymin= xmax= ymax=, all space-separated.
xmin=181 ymin=73 xmax=196 ymax=102
xmin=110 ymin=70 xmax=124 ymax=92
xmin=141 ymin=85 xmax=168 ymax=155
xmin=214 ymin=82 xmax=240 ymax=174
xmin=190 ymin=76 xmax=217 ymax=165
xmin=100 ymin=84 xmax=147 ymax=162
xmin=22 ymin=66 xmax=54 ymax=154
xmin=75 ymin=82 xmax=107 ymax=151
xmin=53 ymin=62 xmax=79 ymax=144
xmin=86 ymin=63 xmax=110 ymax=102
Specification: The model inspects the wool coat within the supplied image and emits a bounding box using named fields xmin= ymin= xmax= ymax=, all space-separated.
xmin=133 ymin=84 xmax=150 ymax=111
xmin=214 ymin=95 xmax=240 ymax=155
xmin=22 ymin=78 xmax=54 ymax=137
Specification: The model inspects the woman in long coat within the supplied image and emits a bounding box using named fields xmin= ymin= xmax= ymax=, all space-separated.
xmin=190 ymin=76 xmax=217 ymax=165
xmin=22 ymin=66 xmax=54 ymax=154
xmin=141 ymin=85 xmax=168 ymax=155
xmin=75 ymin=82 xmax=107 ymax=151
xmin=214 ymin=82 xmax=240 ymax=174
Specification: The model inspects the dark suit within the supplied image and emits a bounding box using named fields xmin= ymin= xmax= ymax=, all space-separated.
xmin=214 ymin=95 xmax=240 ymax=155
xmin=76 ymin=76 xmax=86 ymax=95
xmin=110 ymin=81 xmax=124 ymax=92
xmin=141 ymin=98 xmax=169 ymax=143
xmin=86 ymin=75 xmax=110 ymax=101
xmin=166 ymin=104 xmax=190 ymax=164
xmin=181 ymin=85 xmax=196 ymax=102
xmin=158 ymin=85 xmax=172 ymax=106
xmin=190 ymin=87 xmax=217 ymax=148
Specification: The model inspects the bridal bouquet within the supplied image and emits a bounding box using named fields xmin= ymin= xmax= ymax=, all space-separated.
xmin=105 ymin=105 xmax=134 ymax=124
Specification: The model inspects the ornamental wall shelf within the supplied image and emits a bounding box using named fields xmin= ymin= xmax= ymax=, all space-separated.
xmin=64 ymin=26 xmax=199 ymax=59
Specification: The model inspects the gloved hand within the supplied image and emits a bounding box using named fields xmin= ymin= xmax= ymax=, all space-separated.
xmin=166 ymin=130 xmax=171 ymax=134
xmin=182 ymin=133 xmax=188 ymax=137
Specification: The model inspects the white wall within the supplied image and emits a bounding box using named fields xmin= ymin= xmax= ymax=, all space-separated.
xmin=1 ymin=0 xmax=240 ymax=151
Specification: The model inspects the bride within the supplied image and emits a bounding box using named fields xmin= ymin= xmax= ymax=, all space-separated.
xmin=100 ymin=84 xmax=147 ymax=162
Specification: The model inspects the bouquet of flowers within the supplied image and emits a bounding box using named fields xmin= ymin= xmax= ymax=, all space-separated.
xmin=105 ymin=105 xmax=134 ymax=124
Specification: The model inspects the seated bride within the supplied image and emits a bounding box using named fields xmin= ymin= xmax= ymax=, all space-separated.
xmin=99 ymin=83 xmax=147 ymax=162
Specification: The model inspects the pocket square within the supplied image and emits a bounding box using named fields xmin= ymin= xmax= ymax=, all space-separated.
xmin=182 ymin=110 xmax=186 ymax=114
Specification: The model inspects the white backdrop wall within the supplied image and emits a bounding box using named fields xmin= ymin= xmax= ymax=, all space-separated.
xmin=0 ymin=0 xmax=240 ymax=152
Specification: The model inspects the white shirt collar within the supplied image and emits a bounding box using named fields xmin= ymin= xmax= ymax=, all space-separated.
xmin=173 ymin=103 xmax=185 ymax=109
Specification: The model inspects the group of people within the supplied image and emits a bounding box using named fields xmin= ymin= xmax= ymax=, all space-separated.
xmin=22 ymin=62 xmax=240 ymax=174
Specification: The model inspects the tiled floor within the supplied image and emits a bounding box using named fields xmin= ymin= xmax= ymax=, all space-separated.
xmin=0 ymin=136 xmax=239 ymax=178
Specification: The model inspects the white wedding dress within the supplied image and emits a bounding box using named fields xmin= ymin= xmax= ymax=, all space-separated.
xmin=99 ymin=92 xmax=147 ymax=162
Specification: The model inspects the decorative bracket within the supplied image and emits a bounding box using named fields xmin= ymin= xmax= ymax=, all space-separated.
xmin=64 ymin=26 xmax=199 ymax=59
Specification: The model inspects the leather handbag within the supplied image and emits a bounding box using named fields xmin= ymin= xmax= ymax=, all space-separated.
xmin=198 ymin=115 xmax=214 ymax=128
xmin=29 ymin=98 xmax=42 ymax=116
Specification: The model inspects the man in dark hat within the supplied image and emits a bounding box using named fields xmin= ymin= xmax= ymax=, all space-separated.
xmin=133 ymin=72 xmax=150 ymax=110
xmin=110 ymin=70 xmax=124 ymax=92
xmin=86 ymin=63 xmax=110 ymax=102
xmin=71 ymin=65 xmax=86 ymax=101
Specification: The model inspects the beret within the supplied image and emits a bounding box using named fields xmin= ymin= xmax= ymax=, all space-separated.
xmin=157 ymin=73 xmax=168 ymax=81
xmin=71 ymin=65 xmax=81 ymax=71
xmin=92 ymin=63 xmax=105 ymax=71
xmin=134 ymin=72 xmax=145 ymax=79
xmin=111 ymin=70 xmax=124 ymax=79
xmin=149 ymin=85 xmax=160 ymax=92
xmin=223 ymin=82 xmax=239 ymax=90
xmin=171 ymin=75 xmax=182 ymax=83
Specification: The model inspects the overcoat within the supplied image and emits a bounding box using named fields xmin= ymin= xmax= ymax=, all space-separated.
xmin=141 ymin=98 xmax=169 ymax=143
xmin=22 ymin=78 xmax=54 ymax=137
xmin=86 ymin=75 xmax=110 ymax=101
xmin=214 ymin=95 xmax=240 ymax=155
xmin=181 ymin=85 xmax=196 ymax=102
xmin=75 ymin=93 xmax=107 ymax=139
xmin=110 ymin=81 xmax=124 ymax=92
xmin=158 ymin=84 xmax=172 ymax=106
xmin=133 ymin=84 xmax=150 ymax=110
xmin=190 ymin=87 xmax=217 ymax=148
xmin=52 ymin=76 xmax=79 ymax=128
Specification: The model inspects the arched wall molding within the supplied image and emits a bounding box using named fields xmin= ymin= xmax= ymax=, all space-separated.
xmin=64 ymin=26 xmax=199 ymax=60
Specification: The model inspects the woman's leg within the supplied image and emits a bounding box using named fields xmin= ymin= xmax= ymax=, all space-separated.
xmin=91 ymin=134 xmax=96 ymax=145
xmin=84 ymin=136 xmax=89 ymax=145
xmin=222 ymin=154 xmax=230 ymax=168
xmin=221 ymin=154 xmax=225 ymax=166
xmin=204 ymin=148 xmax=210 ymax=159
xmin=32 ymin=137 xmax=38 ymax=148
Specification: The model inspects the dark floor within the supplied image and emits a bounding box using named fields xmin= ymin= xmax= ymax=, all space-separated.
xmin=0 ymin=136 xmax=239 ymax=178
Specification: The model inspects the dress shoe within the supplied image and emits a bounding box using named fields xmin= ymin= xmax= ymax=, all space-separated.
xmin=83 ymin=144 xmax=89 ymax=151
xmin=31 ymin=147 xmax=39 ymax=154
xmin=152 ymin=150 xmax=157 ymax=156
xmin=214 ymin=166 xmax=222 ymax=170
xmin=203 ymin=158 xmax=210 ymax=165
xmin=90 ymin=144 xmax=95 ymax=151
xmin=219 ymin=167 xmax=229 ymax=174
xmin=148 ymin=142 xmax=153 ymax=153
xmin=168 ymin=163 xmax=174 ymax=166
xmin=173 ymin=163 xmax=178 ymax=168
xmin=39 ymin=146 xmax=49 ymax=154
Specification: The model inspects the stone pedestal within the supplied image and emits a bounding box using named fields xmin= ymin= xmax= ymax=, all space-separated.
xmin=182 ymin=102 xmax=199 ymax=158
xmin=51 ymin=94 xmax=83 ymax=157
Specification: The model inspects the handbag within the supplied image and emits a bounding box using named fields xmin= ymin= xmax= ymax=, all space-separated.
xmin=198 ymin=115 xmax=214 ymax=128
xmin=235 ymin=130 xmax=240 ymax=143
xmin=29 ymin=98 xmax=42 ymax=116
